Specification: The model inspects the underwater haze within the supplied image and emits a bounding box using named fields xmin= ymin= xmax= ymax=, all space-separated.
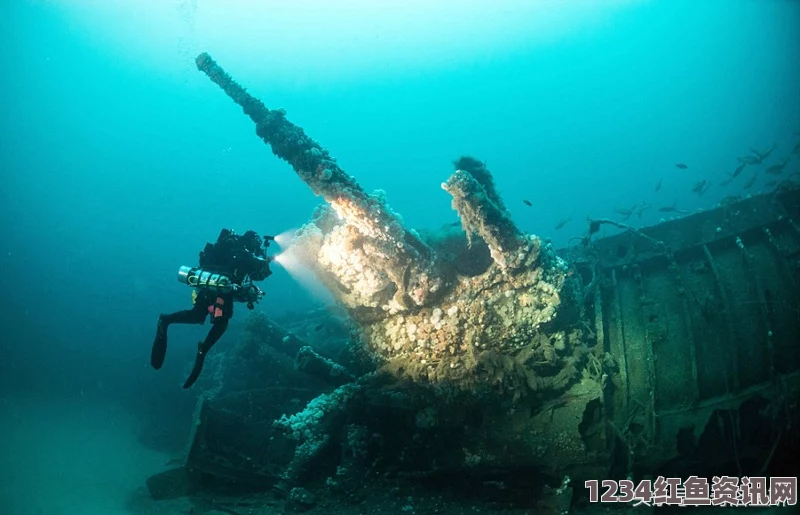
xmin=1 ymin=0 xmax=799 ymax=514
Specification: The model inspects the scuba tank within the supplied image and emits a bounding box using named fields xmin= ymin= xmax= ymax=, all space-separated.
xmin=177 ymin=266 xmax=236 ymax=294
xmin=178 ymin=266 xmax=264 ymax=308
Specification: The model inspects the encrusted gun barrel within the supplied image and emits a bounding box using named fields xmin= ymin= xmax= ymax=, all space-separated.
xmin=196 ymin=52 xmax=444 ymax=310
xmin=442 ymin=169 xmax=532 ymax=272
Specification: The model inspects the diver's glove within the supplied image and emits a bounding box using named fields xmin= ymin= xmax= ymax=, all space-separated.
xmin=182 ymin=342 xmax=208 ymax=389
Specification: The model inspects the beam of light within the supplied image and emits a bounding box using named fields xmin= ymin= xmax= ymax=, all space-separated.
xmin=272 ymin=242 xmax=334 ymax=304
xmin=273 ymin=228 xmax=299 ymax=248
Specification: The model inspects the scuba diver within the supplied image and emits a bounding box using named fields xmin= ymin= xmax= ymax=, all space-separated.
xmin=150 ymin=228 xmax=274 ymax=389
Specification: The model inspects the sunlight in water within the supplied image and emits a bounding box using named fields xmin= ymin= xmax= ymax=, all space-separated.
xmin=51 ymin=0 xmax=643 ymax=80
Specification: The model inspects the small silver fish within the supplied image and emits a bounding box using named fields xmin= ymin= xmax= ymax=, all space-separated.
xmin=658 ymin=202 xmax=687 ymax=214
xmin=692 ymin=180 xmax=711 ymax=195
xmin=750 ymin=144 xmax=776 ymax=162
xmin=614 ymin=205 xmax=637 ymax=221
xmin=738 ymin=155 xmax=762 ymax=165
xmin=765 ymin=159 xmax=788 ymax=175
xmin=554 ymin=216 xmax=572 ymax=230
xmin=731 ymin=162 xmax=747 ymax=179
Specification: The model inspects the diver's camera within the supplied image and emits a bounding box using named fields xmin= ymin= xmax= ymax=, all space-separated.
xmin=263 ymin=234 xmax=276 ymax=249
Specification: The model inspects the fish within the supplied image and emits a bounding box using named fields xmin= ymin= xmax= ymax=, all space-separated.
xmin=750 ymin=144 xmax=776 ymax=162
xmin=614 ymin=205 xmax=637 ymax=221
xmin=738 ymin=155 xmax=762 ymax=166
xmin=692 ymin=180 xmax=711 ymax=195
xmin=719 ymin=177 xmax=734 ymax=187
xmin=765 ymin=159 xmax=788 ymax=175
xmin=636 ymin=202 xmax=650 ymax=218
xmin=554 ymin=216 xmax=572 ymax=230
xmin=764 ymin=180 xmax=778 ymax=188
xmin=676 ymin=163 xmax=688 ymax=169
xmin=658 ymin=202 xmax=687 ymax=214
xmin=314 ymin=324 xmax=325 ymax=332
xmin=522 ymin=199 xmax=532 ymax=207
xmin=743 ymin=174 xmax=758 ymax=189
xmin=793 ymin=140 xmax=800 ymax=155
xmin=731 ymin=162 xmax=747 ymax=179
xmin=655 ymin=178 xmax=663 ymax=192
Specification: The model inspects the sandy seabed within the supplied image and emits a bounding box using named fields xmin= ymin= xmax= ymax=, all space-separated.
xmin=0 ymin=396 xmax=170 ymax=515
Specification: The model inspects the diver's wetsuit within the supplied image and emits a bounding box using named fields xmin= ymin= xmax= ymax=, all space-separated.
xmin=151 ymin=289 xmax=234 ymax=388
xmin=150 ymin=229 xmax=271 ymax=389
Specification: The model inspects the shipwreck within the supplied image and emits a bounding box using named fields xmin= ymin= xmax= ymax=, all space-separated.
xmin=146 ymin=53 xmax=800 ymax=512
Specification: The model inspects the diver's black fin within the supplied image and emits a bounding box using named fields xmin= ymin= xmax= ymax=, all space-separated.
xmin=182 ymin=343 xmax=207 ymax=389
xmin=150 ymin=316 xmax=168 ymax=370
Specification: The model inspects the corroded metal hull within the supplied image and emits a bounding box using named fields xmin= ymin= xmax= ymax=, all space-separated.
xmin=590 ymin=185 xmax=800 ymax=476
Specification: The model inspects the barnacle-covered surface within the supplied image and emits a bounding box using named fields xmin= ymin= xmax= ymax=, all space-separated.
xmin=363 ymin=237 xmax=580 ymax=392
xmin=289 ymin=177 xmax=583 ymax=394
xmin=289 ymin=200 xmax=441 ymax=314
xmin=441 ymin=168 xmax=528 ymax=271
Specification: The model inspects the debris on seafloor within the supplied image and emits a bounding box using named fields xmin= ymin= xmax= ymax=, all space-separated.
xmin=294 ymin=346 xmax=354 ymax=387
